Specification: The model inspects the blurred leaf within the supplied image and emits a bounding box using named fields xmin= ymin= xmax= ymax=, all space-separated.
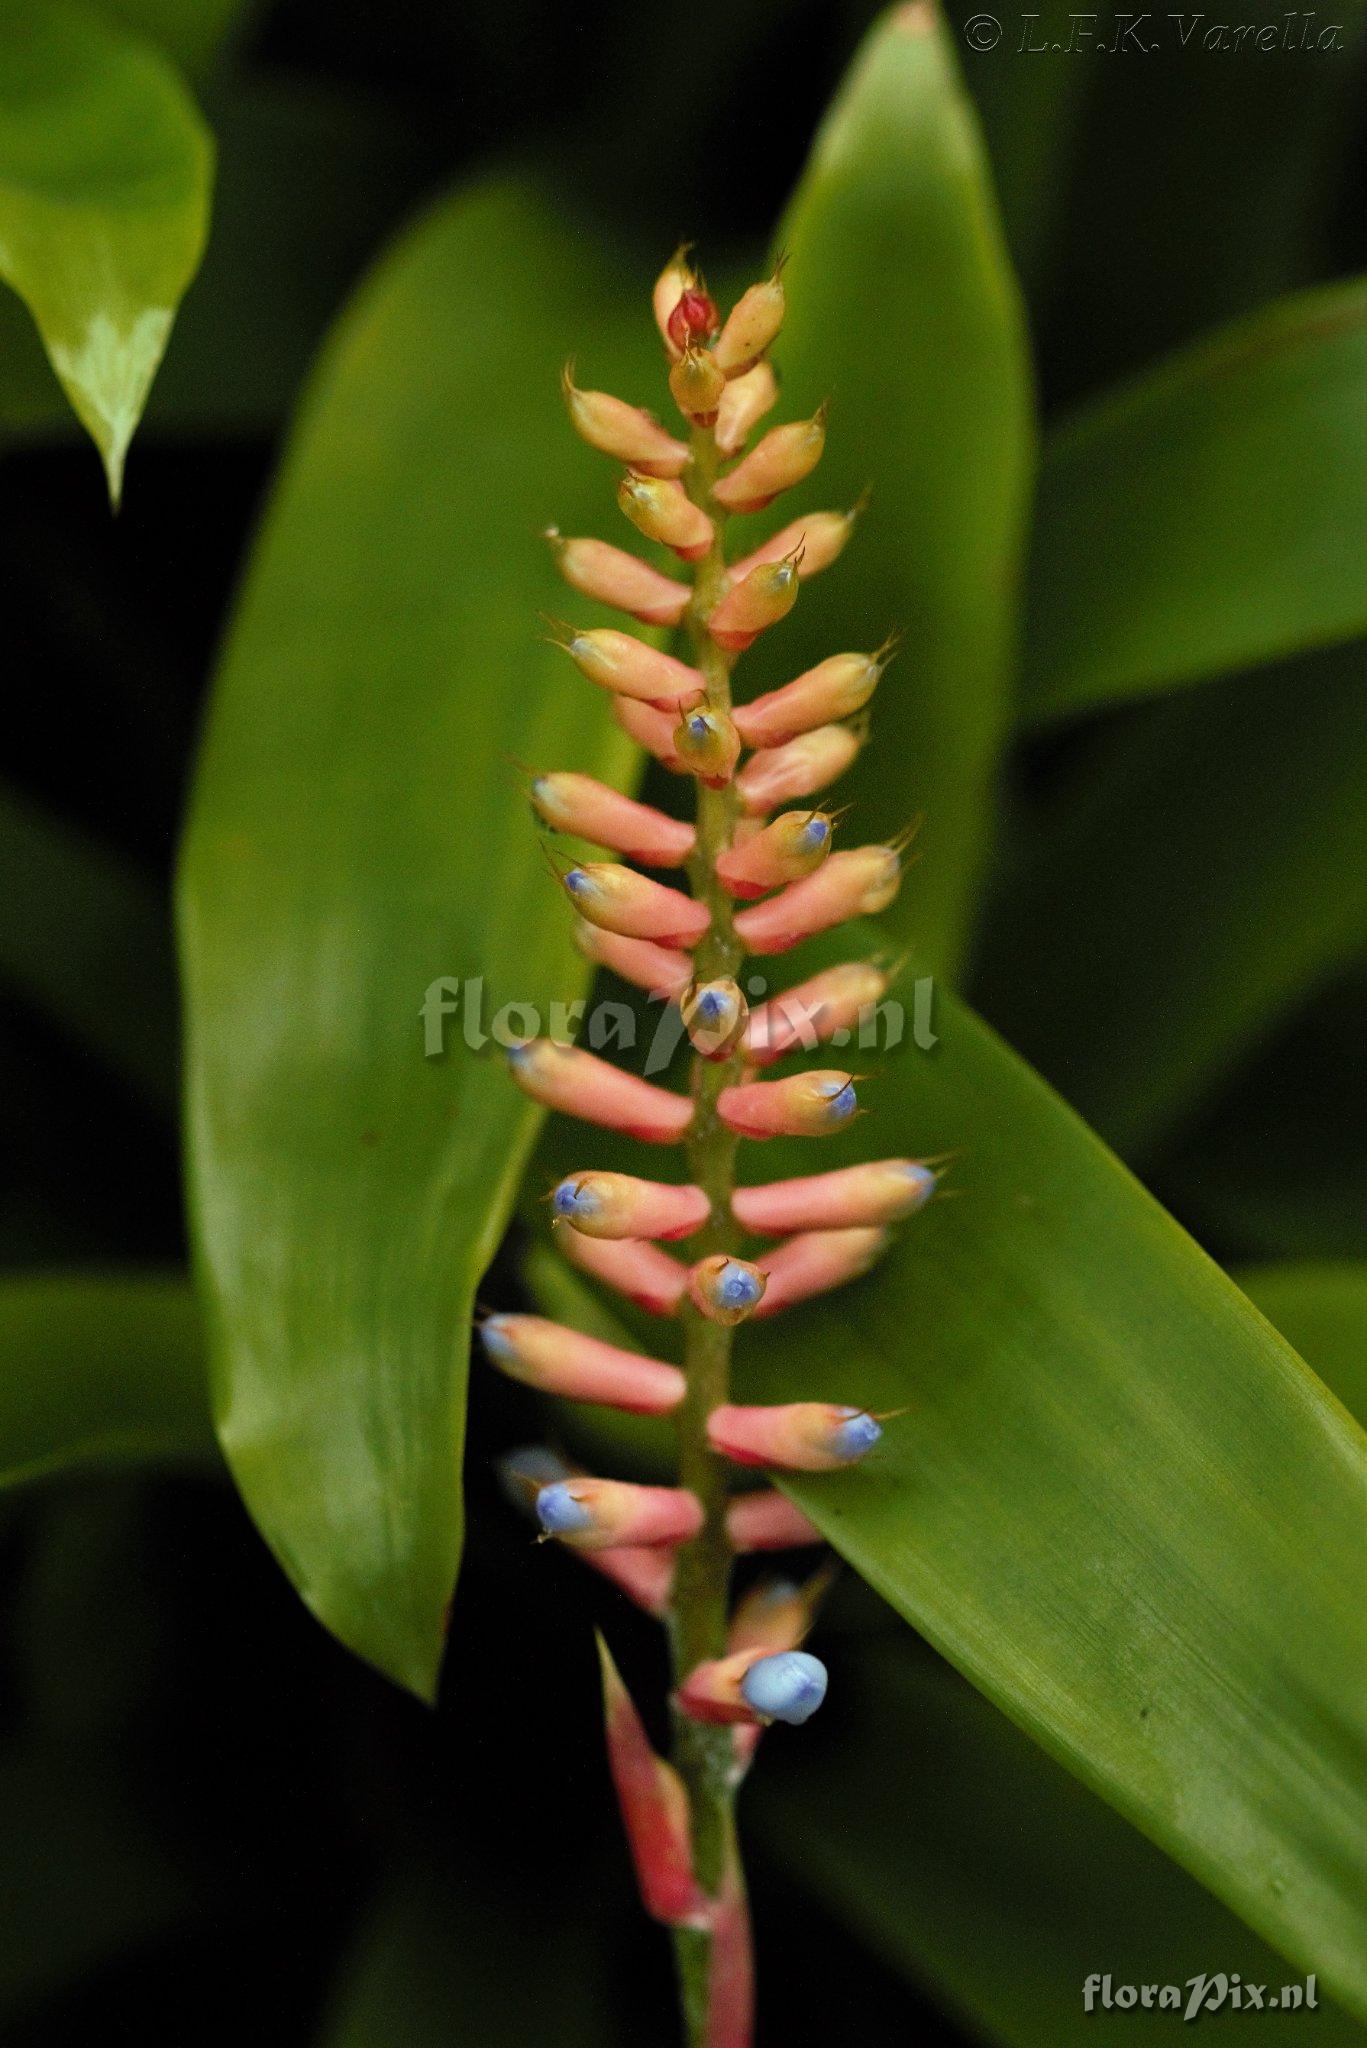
xmin=1236 ymin=1261 xmax=1367 ymax=1428
xmin=0 ymin=75 xmax=432 ymax=443
xmin=96 ymin=0 xmax=253 ymax=77
xmin=179 ymin=180 xmax=651 ymax=1702
xmin=1159 ymin=969 xmax=1367 ymax=1262
xmin=761 ymin=1647 xmax=1363 ymax=2048
xmin=766 ymin=0 xmax=1033 ymax=977
xmin=0 ymin=0 xmax=213 ymax=502
xmin=322 ymin=1864 xmax=620 ymax=2048
xmin=974 ymin=653 xmax=1367 ymax=1157
xmin=0 ymin=1271 xmax=210 ymax=1491
xmin=0 ymin=776 xmax=177 ymax=1108
xmin=1023 ymin=279 xmax=1367 ymax=721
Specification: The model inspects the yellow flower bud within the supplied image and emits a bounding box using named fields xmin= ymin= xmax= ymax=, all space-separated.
xmin=708 ymin=552 xmax=801 ymax=652
xmin=673 ymin=701 xmax=741 ymax=787
xmin=713 ymin=407 xmax=827 ymax=514
xmin=713 ymin=261 xmax=787 ymax=377
xmin=617 ymin=473 xmax=714 ymax=561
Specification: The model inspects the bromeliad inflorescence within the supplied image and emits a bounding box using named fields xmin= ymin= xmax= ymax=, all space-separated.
xmin=479 ymin=250 xmax=938 ymax=2048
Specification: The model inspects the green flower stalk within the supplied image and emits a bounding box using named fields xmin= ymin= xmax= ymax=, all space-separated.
xmin=483 ymin=248 xmax=937 ymax=2048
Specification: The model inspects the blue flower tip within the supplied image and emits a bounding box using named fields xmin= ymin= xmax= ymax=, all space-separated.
xmin=536 ymin=1482 xmax=594 ymax=1536
xmin=799 ymin=816 xmax=830 ymax=850
xmin=828 ymin=1081 xmax=857 ymax=1120
xmin=479 ymin=1315 xmax=515 ymax=1361
xmin=564 ymin=867 xmax=593 ymax=898
xmin=697 ymin=988 xmax=725 ymax=1020
xmin=688 ymin=713 xmax=709 ymax=739
xmin=832 ymin=1409 xmax=882 ymax=1461
xmin=552 ymin=1178 xmax=596 ymax=1220
xmin=741 ymin=1650 xmax=828 ymax=1726
xmin=718 ymin=1262 xmax=762 ymax=1308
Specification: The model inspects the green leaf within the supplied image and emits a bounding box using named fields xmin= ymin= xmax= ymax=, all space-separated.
xmin=95 ymin=0 xmax=252 ymax=78
xmin=0 ymin=775 xmax=177 ymax=1108
xmin=0 ymin=1271 xmax=210 ymax=1490
xmin=719 ymin=944 xmax=1367 ymax=2014
xmin=1022 ymin=279 xmax=1367 ymax=721
xmin=973 ymin=652 xmax=1367 ymax=1158
xmin=1236 ymin=1261 xmax=1367 ymax=1430
xmin=0 ymin=0 xmax=213 ymax=502
xmin=761 ymin=1647 xmax=1363 ymax=2048
xmin=763 ymin=0 xmax=1033 ymax=978
xmin=179 ymin=180 xmax=652 ymax=1701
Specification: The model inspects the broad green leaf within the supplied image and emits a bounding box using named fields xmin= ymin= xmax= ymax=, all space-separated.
xmin=1158 ymin=970 xmax=1367 ymax=1264
xmin=0 ymin=775 xmax=177 ymax=1108
xmin=96 ymin=0 xmax=252 ymax=77
xmin=1022 ymin=279 xmax=1367 ymax=721
xmin=763 ymin=0 xmax=1033 ymax=977
xmin=761 ymin=1647 xmax=1362 ymax=2048
xmin=974 ymin=652 xmax=1367 ymax=1157
xmin=531 ymin=928 xmax=1367 ymax=2011
xmin=179 ymin=181 xmax=651 ymax=1701
xmin=0 ymin=0 xmax=212 ymax=502
xmin=0 ymin=1271 xmax=210 ymax=1490
xmin=1236 ymin=1261 xmax=1367 ymax=1429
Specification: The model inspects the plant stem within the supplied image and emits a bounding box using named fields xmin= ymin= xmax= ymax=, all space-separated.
xmin=669 ymin=422 xmax=751 ymax=2045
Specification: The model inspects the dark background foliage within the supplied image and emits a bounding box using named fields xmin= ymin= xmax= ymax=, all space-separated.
xmin=2 ymin=1 xmax=1363 ymax=2040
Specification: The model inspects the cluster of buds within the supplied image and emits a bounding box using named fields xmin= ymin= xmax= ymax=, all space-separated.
xmin=481 ymin=247 xmax=940 ymax=2042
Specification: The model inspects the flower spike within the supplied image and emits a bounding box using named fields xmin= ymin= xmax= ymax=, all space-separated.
xmin=712 ymin=406 xmax=827 ymax=513
xmin=507 ymin=242 xmax=942 ymax=2047
xmin=708 ymin=550 xmax=802 ymax=652
xmin=508 ymin=1040 xmax=692 ymax=1142
xmin=550 ymin=1171 xmax=710 ymax=1242
xmin=480 ymin=1314 xmax=686 ymax=1412
xmin=544 ymin=529 xmax=690 ymax=625
xmin=718 ymin=1070 xmax=859 ymax=1139
xmin=532 ymin=772 xmax=696 ymax=866
xmin=561 ymin=364 xmax=690 ymax=476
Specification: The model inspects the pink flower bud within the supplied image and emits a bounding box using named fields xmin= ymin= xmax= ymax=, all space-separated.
xmin=572 ymin=920 xmax=693 ymax=997
xmin=561 ymin=364 xmax=690 ymax=476
xmin=617 ymin=473 xmax=714 ymax=561
xmin=708 ymin=553 xmax=801 ymax=653
xmin=669 ymin=346 xmax=727 ymax=427
xmin=734 ymin=642 xmax=893 ymax=749
xmin=754 ymin=1227 xmax=890 ymax=1315
xmin=666 ymin=285 xmax=719 ymax=354
xmin=743 ymin=960 xmax=890 ymax=1065
xmin=712 ymin=408 xmax=826 ymax=514
xmin=676 ymin=1647 xmax=827 ymax=1726
xmin=727 ymin=498 xmax=866 ymax=583
xmin=558 ymin=1228 xmax=689 ymax=1316
xmin=612 ymin=695 xmax=688 ymax=772
xmin=734 ymin=844 xmax=907 ymax=953
xmin=598 ymin=1637 xmax=707 ymax=1926
xmin=674 ymin=700 xmax=741 ymax=787
xmin=718 ymin=1069 xmax=858 ymax=1139
xmin=725 ymin=1490 xmax=823 ymax=1552
xmin=545 ymin=530 xmax=690 ymax=626
xmin=551 ymin=624 xmax=706 ymax=708
xmin=715 ymin=810 xmax=834 ymax=897
xmin=727 ymin=1567 xmax=833 ymax=1655
xmin=708 ymin=1400 xmax=884 ymax=1470
xmin=552 ymin=1170 xmax=710 ymax=1242
xmin=591 ymin=1546 xmax=676 ymax=1616
xmin=734 ymin=1159 xmax=935 ymax=1232
xmin=713 ymin=264 xmax=787 ymax=377
xmin=736 ymin=723 xmax=864 ymax=815
xmin=653 ymin=245 xmax=703 ymax=358
xmin=479 ymin=1313 xmax=686 ymax=1412
xmin=715 ymin=360 xmax=779 ymax=456
xmin=689 ymin=1253 xmax=768 ymax=1326
xmin=532 ymin=773 xmax=696 ymax=866
xmin=680 ymin=977 xmax=748 ymax=1060
xmin=561 ymin=861 xmax=709 ymax=946
xmin=536 ymin=1476 xmax=703 ymax=1549
xmin=508 ymin=1040 xmax=692 ymax=1143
